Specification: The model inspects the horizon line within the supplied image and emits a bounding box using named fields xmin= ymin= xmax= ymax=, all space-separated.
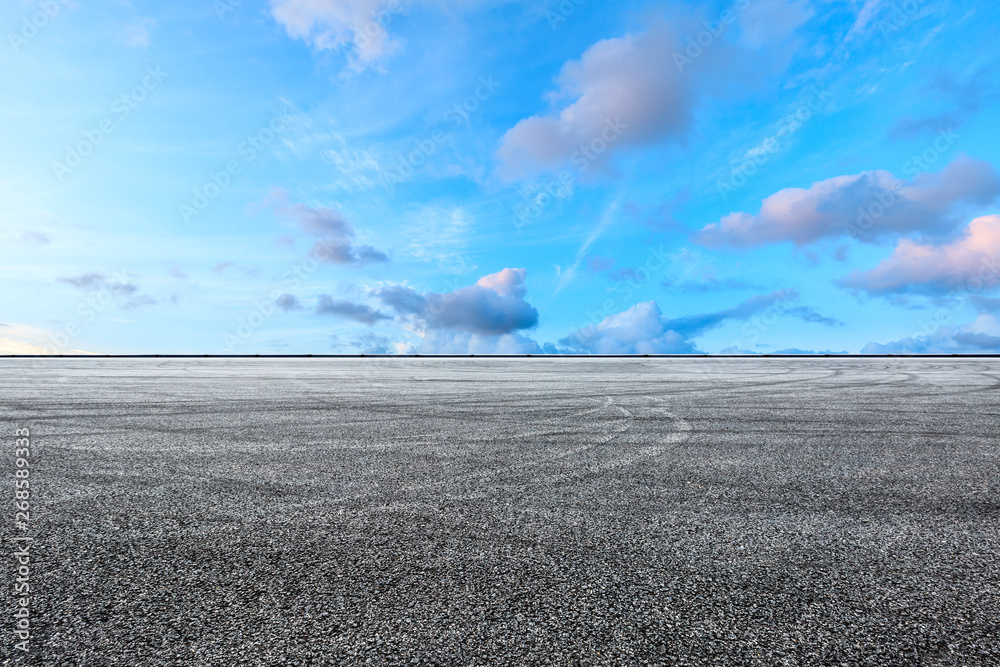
xmin=2 ymin=354 xmax=999 ymax=359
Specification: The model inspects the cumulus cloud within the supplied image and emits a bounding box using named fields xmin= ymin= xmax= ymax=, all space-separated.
xmin=415 ymin=330 xmax=543 ymax=355
xmin=560 ymin=301 xmax=699 ymax=354
xmin=269 ymin=0 xmax=403 ymax=67
xmin=559 ymin=290 xmax=837 ymax=354
xmin=316 ymin=295 xmax=390 ymax=324
xmin=952 ymin=332 xmax=1000 ymax=350
xmin=862 ymin=323 xmax=1000 ymax=354
xmin=862 ymin=297 xmax=1000 ymax=353
xmin=368 ymin=268 xmax=542 ymax=353
xmin=264 ymin=188 xmax=389 ymax=266
xmin=495 ymin=22 xmax=718 ymax=181
xmin=842 ymin=215 xmax=1000 ymax=296
xmin=375 ymin=268 xmax=539 ymax=336
xmin=696 ymin=157 xmax=1000 ymax=248
xmin=495 ymin=3 xmax=815 ymax=182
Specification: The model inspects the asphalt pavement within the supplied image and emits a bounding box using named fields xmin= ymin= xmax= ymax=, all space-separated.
xmin=1 ymin=358 xmax=998 ymax=665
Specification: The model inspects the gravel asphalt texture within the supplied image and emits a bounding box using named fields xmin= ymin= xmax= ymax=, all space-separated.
xmin=1 ymin=357 xmax=999 ymax=666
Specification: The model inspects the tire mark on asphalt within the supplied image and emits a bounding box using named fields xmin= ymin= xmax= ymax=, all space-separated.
xmin=321 ymin=396 xmax=692 ymax=508
xmin=396 ymin=397 xmax=629 ymax=493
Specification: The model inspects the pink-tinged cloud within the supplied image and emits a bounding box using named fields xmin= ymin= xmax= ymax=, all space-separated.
xmin=696 ymin=156 xmax=1000 ymax=248
xmin=495 ymin=4 xmax=815 ymax=183
xmin=376 ymin=268 xmax=539 ymax=335
xmin=842 ymin=215 xmax=1000 ymax=295
xmin=495 ymin=24 xmax=704 ymax=182
xmin=475 ymin=267 xmax=528 ymax=297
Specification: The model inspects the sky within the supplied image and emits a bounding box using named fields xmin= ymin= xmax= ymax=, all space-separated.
xmin=2 ymin=0 xmax=999 ymax=355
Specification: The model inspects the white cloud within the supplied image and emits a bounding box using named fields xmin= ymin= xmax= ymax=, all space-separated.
xmin=376 ymin=267 xmax=539 ymax=335
xmin=495 ymin=4 xmax=814 ymax=182
xmin=560 ymin=301 xmax=698 ymax=354
xmin=862 ymin=320 xmax=1000 ymax=353
xmin=270 ymin=0 xmax=404 ymax=67
xmin=861 ymin=285 xmax=1000 ymax=352
xmin=416 ymin=330 xmax=542 ymax=354
xmin=371 ymin=268 xmax=544 ymax=354
xmin=558 ymin=290 xmax=833 ymax=354
xmin=696 ymin=156 xmax=1000 ymax=248
xmin=496 ymin=23 xmax=706 ymax=181
xmin=842 ymin=214 xmax=1000 ymax=295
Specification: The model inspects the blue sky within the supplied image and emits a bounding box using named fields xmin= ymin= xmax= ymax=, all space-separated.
xmin=2 ymin=0 xmax=1000 ymax=354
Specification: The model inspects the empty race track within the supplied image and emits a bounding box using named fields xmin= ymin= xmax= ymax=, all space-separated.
xmin=1 ymin=358 xmax=998 ymax=665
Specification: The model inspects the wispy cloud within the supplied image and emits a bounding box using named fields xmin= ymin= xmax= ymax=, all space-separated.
xmin=405 ymin=206 xmax=475 ymax=273
xmin=56 ymin=272 xmax=157 ymax=310
xmin=555 ymin=198 xmax=619 ymax=294
xmin=558 ymin=290 xmax=832 ymax=354
xmin=270 ymin=0 xmax=406 ymax=69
